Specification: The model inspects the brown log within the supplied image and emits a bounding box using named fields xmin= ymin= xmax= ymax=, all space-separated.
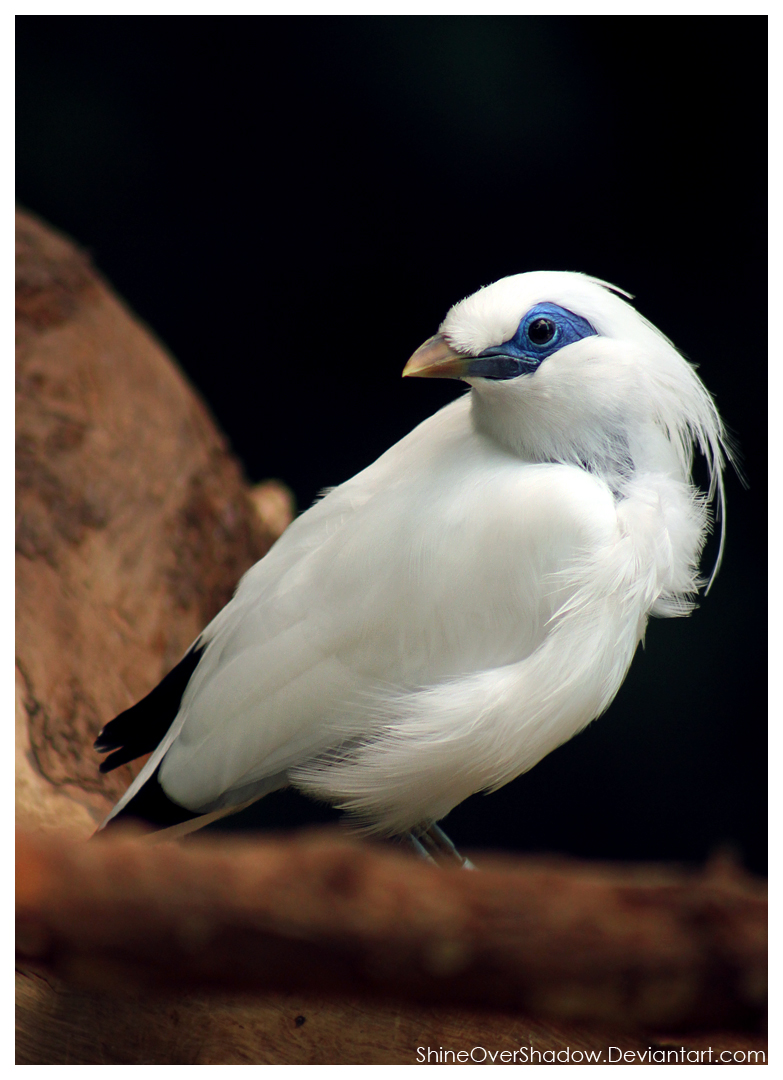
xmin=16 ymin=828 xmax=766 ymax=1035
xmin=23 ymin=967 xmax=740 ymax=1067
xmin=15 ymin=966 xmax=766 ymax=1067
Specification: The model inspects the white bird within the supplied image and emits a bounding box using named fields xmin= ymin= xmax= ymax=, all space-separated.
xmin=96 ymin=271 xmax=728 ymax=861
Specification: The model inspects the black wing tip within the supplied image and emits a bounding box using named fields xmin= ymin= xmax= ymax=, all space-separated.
xmin=94 ymin=643 xmax=206 ymax=769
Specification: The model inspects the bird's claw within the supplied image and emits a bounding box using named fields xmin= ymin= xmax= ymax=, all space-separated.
xmin=408 ymin=823 xmax=476 ymax=870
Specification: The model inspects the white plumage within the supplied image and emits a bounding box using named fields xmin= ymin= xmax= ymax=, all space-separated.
xmin=100 ymin=271 xmax=728 ymax=839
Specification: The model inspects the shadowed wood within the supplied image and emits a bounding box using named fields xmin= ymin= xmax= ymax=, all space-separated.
xmin=16 ymin=968 xmax=695 ymax=1067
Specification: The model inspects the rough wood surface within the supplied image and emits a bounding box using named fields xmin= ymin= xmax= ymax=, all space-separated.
xmin=8 ymin=969 xmax=668 ymax=1066
xmin=21 ymin=969 xmax=766 ymax=1067
xmin=15 ymin=207 xmax=276 ymax=823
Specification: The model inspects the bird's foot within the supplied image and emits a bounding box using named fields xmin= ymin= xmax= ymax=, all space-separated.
xmin=408 ymin=822 xmax=476 ymax=870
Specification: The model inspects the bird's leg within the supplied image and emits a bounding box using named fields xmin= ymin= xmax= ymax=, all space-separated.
xmin=427 ymin=823 xmax=477 ymax=870
xmin=407 ymin=832 xmax=438 ymax=864
xmin=412 ymin=823 xmax=476 ymax=870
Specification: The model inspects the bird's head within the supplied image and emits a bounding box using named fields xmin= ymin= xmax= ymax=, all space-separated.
xmin=404 ymin=272 xmax=621 ymax=383
xmin=403 ymin=271 xmax=731 ymax=582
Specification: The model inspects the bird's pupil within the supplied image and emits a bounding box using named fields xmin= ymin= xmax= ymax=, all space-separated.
xmin=528 ymin=318 xmax=556 ymax=345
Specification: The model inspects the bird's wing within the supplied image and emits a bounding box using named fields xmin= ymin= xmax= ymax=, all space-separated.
xmin=98 ymin=397 xmax=477 ymax=823
xmin=138 ymin=395 xmax=651 ymax=823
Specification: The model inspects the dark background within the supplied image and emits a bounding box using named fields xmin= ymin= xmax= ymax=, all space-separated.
xmin=17 ymin=16 xmax=766 ymax=872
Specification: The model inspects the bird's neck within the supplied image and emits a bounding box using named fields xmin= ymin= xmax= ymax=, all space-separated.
xmin=469 ymin=386 xmax=674 ymax=497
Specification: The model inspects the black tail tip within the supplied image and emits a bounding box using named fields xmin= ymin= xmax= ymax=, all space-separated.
xmin=93 ymin=729 xmax=116 ymax=753
xmin=101 ymin=768 xmax=201 ymax=833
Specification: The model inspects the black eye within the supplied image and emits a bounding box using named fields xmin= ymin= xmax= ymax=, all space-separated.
xmin=528 ymin=317 xmax=556 ymax=345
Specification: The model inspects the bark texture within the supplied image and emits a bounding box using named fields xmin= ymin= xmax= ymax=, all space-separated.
xmin=15 ymin=207 xmax=275 ymax=823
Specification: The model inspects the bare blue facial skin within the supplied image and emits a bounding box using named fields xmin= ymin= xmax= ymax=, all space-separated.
xmin=466 ymin=302 xmax=598 ymax=380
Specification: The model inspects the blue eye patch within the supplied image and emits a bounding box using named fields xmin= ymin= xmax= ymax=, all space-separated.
xmin=466 ymin=303 xmax=598 ymax=380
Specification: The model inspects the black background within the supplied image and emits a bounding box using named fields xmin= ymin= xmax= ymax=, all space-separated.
xmin=17 ymin=15 xmax=766 ymax=871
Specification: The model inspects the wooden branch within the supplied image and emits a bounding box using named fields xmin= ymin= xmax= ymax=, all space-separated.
xmin=17 ymin=828 xmax=766 ymax=1033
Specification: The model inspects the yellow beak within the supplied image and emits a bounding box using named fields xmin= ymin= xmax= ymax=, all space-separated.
xmin=402 ymin=334 xmax=473 ymax=380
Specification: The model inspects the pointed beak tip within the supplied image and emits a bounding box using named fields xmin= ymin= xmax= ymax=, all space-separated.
xmin=401 ymin=357 xmax=431 ymax=379
xmin=402 ymin=334 xmax=472 ymax=381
